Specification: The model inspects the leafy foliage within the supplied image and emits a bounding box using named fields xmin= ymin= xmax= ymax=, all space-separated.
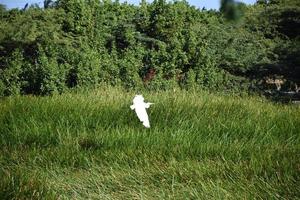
xmin=0 ymin=0 xmax=299 ymax=96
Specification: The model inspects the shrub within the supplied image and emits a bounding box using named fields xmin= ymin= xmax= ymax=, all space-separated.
xmin=36 ymin=47 xmax=67 ymax=95
xmin=0 ymin=49 xmax=24 ymax=96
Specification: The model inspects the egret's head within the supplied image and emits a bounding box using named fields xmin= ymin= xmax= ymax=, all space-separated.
xmin=133 ymin=95 xmax=144 ymax=104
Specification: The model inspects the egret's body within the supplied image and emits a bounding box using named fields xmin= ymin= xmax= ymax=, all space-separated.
xmin=130 ymin=95 xmax=153 ymax=128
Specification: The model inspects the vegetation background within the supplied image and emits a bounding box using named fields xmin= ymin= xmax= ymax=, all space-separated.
xmin=0 ymin=0 xmax=299 ymax=95
xmin=0 ymin=0 xmax=299 ymax=199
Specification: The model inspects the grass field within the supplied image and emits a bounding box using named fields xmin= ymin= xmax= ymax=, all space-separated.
xmin=0 ymin=88 xmax=299 ymax=199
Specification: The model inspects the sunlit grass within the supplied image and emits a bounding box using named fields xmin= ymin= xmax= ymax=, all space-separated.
xmin=0 ymin=87 xmax=299 ymax=199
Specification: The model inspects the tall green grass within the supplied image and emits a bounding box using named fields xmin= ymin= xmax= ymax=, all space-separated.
xmin=0 ymin=88 xmax=299 ymax=199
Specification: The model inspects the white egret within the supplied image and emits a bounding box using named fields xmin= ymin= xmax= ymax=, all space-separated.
xmin=130 ymin=95 xmax=153 ymax=128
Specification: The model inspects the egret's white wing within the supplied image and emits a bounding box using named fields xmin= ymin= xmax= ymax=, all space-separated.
xmin=135 ymin=106 xmax=150 ymax=128
xmin=143 ymin=120 xmax=150 ymax=128
xmin=135 ymin=106 xmax=148 ymax=122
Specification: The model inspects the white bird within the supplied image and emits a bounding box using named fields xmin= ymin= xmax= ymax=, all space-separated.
xmin=130 ymin=95 xmax=153 ymax=128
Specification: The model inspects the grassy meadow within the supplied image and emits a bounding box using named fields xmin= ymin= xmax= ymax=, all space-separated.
xmin=0 ymin=88 xmax=299 ymax=199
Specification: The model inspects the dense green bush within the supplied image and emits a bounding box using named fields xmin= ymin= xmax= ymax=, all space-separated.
xmin=0 ymin=0 xmax=298 ymax=96
xmin=0 ymin=49 xmax=24 ymax=95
